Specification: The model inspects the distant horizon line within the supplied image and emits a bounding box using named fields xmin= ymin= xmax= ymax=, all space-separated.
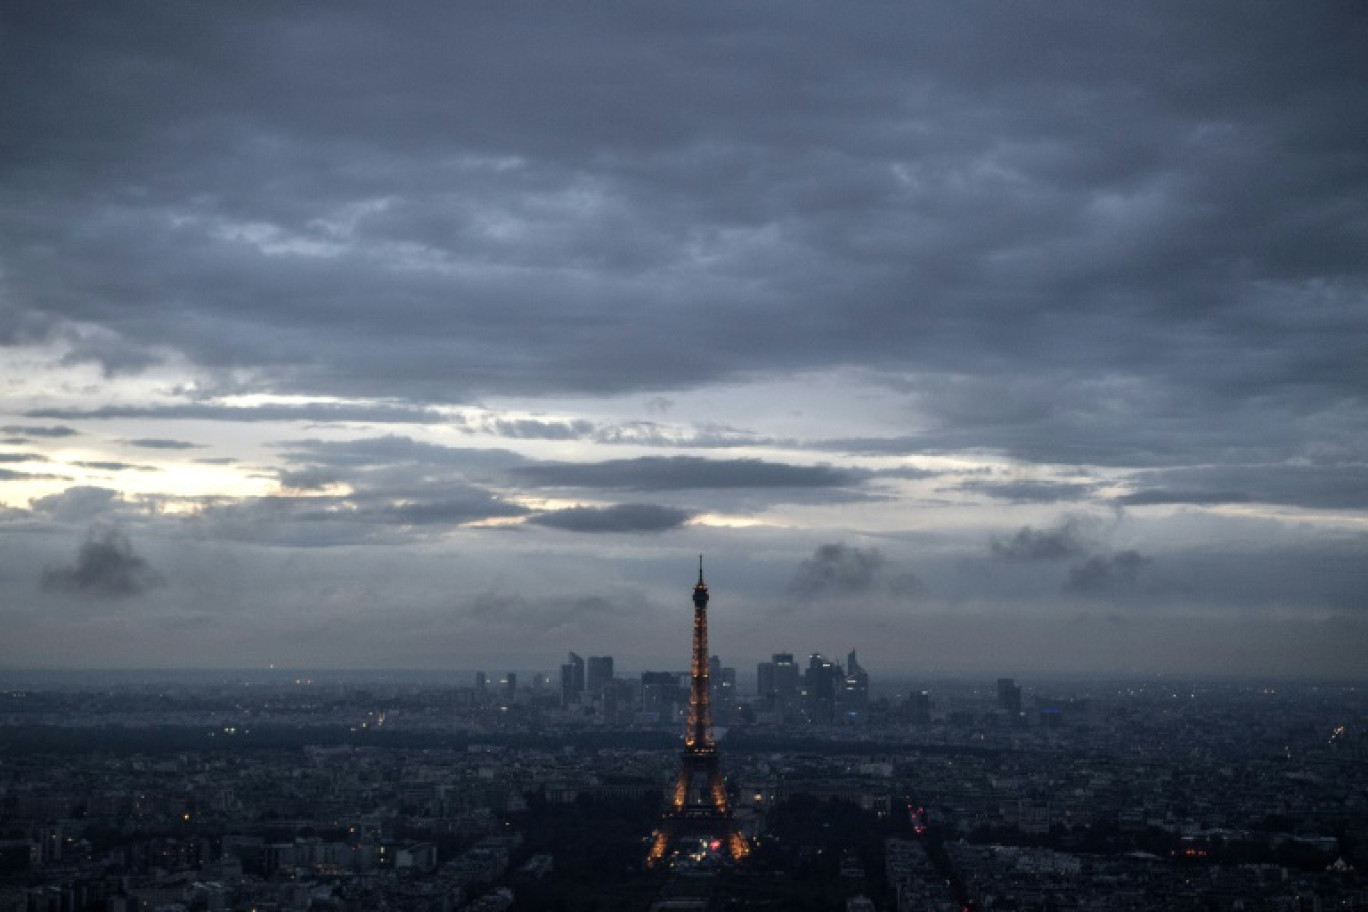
xmin=0 ymin=664 xmax=1362 ymax=686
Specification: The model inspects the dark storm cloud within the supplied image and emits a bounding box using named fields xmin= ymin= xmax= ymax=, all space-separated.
xmin=990 ymin=520 xmax=1090 ymax=561
xmin=1065 ymin=551 xmax=1152 ymax=596
xmin=956 ymin=479 xmax=1099 ymax=504
xmin=1118 ymin=465 xmax=1368 ymax=511
xmin=126 ymin=438 xmax=201 ymax=451
xmin=42 ymin=526 xmax=161 ymax=597
xmin=2 ymin=425 xmax=78 ymax=438
xmin=30 ymin=403 xmax=447 ymax=425
xmin=514 ymin=456 xmax=858 ymax=491
xmin=528 ymin=504 xmax=694 ymax=534
xmin=787 ymin=543 xmax=925 ymax=599
xmin=1 ymin=2 xmax=1362 ymax=474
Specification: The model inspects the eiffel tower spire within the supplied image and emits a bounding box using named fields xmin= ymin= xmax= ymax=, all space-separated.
xmin=687 ymin=556 xmax=712 ymax=750
xmin=648 ymin=558 xmax=749 ymax=866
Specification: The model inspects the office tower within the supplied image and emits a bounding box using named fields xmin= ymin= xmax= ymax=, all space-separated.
xmin=842 ymin=650 xmax=869 ymax=722
xmin=806 ymin=652 xmax=841 ymax=724
xmin=758 ymin=652 xmax=800 ymax=720
xmin=757 ymin=660 xmax=775 ymax=699
xmin=503 ymin=672 xmax=517 ymax=699
xmin=474 ymin=671 xmax=487 ymax=692
xmin=587 ymin=655 xmax=614 ymax=698
xmin=641 ymin=671 xmax=682 ymax=720
xmin=648 ymin=559 xmax=749 ymax=865
xmin=560 ymin=652 xmax=584 ymax=706
xmin=771 ymin=656 xmax=798 ymax=711
xmin=772 ymin=653 xmax=799 ymax=701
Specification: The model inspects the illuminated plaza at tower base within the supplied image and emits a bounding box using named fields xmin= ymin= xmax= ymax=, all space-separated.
xmin=647 ymin=827 xmax=750 ymax=870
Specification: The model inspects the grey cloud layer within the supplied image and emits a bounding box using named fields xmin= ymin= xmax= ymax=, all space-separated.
xmin=1118 ymin=465 xmax=1368 ymax=511
xmin=513 ymin=456 xmax=858 ymax=491
xmin=2 ymin=4 xmax=1364 ymax=471
xmin=1 ymin=4 xmax=1365 ymax=673
xmin=165 ymin=438 xmax=872 ymax=544
xmin=528 ymin=504 xmax=694 ymax=534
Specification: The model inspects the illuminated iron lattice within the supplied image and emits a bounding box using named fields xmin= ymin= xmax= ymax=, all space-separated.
xmin=647 ymin=558 xmax=750 ymax=865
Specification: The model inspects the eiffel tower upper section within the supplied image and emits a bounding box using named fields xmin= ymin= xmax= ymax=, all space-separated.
xmin=685 ymin=556 xmax=715 ymax=754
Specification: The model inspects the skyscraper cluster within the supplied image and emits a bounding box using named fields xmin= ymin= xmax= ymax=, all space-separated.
xmin=756 ymin=650 xmax=869 ymax=724
xmin=483 ymin=646 xmax=873 ymax=729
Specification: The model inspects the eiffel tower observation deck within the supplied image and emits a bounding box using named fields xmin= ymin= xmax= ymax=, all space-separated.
xmin=648 ymin=558 xmax=749 ymax=866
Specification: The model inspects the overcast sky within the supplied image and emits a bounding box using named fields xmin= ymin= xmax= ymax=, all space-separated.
xmin=2 ymin=3 xmax=1365 ymax=679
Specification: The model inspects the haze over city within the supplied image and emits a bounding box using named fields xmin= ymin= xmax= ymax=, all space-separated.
xmin=1 ymin=3 xmax=1365 ymax=677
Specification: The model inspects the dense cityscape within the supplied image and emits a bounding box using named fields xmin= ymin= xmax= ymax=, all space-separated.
xmin=5 ymin=4 xmax=1367 ymax=910
xmin=2 ymin=658 xmax=1365 ymax=911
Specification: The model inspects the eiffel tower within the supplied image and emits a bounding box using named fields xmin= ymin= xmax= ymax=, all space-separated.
xmin=648 ymin=558 xmax=749 ymax=865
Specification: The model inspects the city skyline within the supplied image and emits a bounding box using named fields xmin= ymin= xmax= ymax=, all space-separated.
xmin=1 ymin=4 xmax=1366 ymax=677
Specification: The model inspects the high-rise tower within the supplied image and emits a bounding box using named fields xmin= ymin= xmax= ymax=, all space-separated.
xmin=648 ymin=558 xmax=749 ymax=865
